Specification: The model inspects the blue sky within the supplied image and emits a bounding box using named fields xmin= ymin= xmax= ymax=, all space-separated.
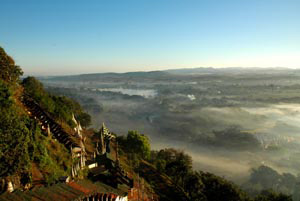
xmin=0 ymin=0 xmax=299 ymax=75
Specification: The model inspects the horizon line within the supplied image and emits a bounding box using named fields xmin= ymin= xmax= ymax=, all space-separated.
xmin=23 ymin=66 xmax=300 ymax=77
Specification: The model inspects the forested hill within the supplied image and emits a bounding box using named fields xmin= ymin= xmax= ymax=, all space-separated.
xmin=39 ymin=67 xmax=300 ymax=82
xmin=40 ymin=71 xmax=170 ymax=82
xmin=0 ymin=46 xmax=294 ymax=201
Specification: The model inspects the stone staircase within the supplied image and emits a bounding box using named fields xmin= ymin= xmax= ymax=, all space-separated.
xmin=21 ymin=94 xmax=79 ymax=150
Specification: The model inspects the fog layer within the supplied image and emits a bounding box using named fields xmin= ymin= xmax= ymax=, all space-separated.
xmin=41 ymin=68 xmax=300 ymax=184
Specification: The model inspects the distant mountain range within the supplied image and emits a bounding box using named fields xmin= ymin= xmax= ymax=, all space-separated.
xmin=165 ymin=67 xmax=294 ymax=74
xmin=39 ymin=67 xmax=299 ymax=81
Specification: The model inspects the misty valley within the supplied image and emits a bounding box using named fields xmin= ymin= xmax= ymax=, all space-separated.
xmin=2 ymin=0 xmax=300 ymax=199
xmin=39 ymin=68 xmax=300 ymax=196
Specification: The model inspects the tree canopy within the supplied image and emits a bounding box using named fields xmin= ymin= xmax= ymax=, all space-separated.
xmin=0 ymin=47 xmax=23 ymax=84
xmin=22 ymin=76 xmax=91 ymax=128
xmin=118 ymin=130 xmax=151 ymax=160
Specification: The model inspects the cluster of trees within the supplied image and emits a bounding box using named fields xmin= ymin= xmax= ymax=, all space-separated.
xmin=149 ymin=149 xmax=293 ymax=200
xmin=211 ymin=127 xmax=261 ymax=150
xmin=150 ymin=148 xmax=192 ymax=186
xmin=0 ymin=47 xmax=23 ymax=85
xmin=117 ymin=130 xmax=151 ymax=161
xmin=22 ymin=76 xmax=91 ymax=128
xmin=117 ymin=130 xmax=292 ymax=201
xmin=149 ymin=148 xmax=249 ymax=200
xmin=243 ymin=165 xmax=298 ymax=197
xmin=45 ymin=86 xmax=104 ymax=115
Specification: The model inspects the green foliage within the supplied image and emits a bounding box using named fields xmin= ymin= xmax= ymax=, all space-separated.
xmin=0 ymin=48 xmax=72 ymax=187
xmin=22 ymin=76 xmax=91 ymax=128
xmin=147 ymin=148 xmax=291 ymax=201
xmin=29 ymin=123 xmax=71 ymax=185
xmin=212 ymin=127 xmax=261 ymax=150
xmin=199 ymin=171 xmax=250 ymax=201
xmin=0 ymin=47 xmax=23 ymax=84
xmin=0 ymin=77 xmax=32 ymax=177
xmin=184 ymin=171 xmax=206 ymax=201
xmin=76 ymin=112 xmax=91 ymax=127
xmin=22 ymin=76 xmax=56 ymax=114
xmin=0 ymin=106 xmax=31 ymax=177
xmin=118 ymin=130 xmax=151 ymax=160
xmin=0 ymin=104 xmax=70 ymax=183
xmin=22 ymin=76 xmax=45 ymax=99
xmin=150 ymin=148 xmax=193 ymax=187
xmin=250 ymin=166 xmax=281 ymax=189
xmin=243 ymin=165 xmax=297 ymax=196
xmin=141 ymin=148 xmax=255 ymax=201
xmin=0 ymin=80 xmax=12 ymax=108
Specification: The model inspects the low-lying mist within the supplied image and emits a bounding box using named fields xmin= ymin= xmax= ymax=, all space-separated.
xmin=41 ymin=69 xmax=300 ymax=188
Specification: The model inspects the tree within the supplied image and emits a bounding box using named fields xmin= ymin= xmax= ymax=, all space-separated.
xmin=22 ymin=76 xmax=46 ymax=100
xmin=213 ymin=127 xmax=261 ymax=150
xmin=200 ymin=172 xmax=250 ymax=201
xmin=249 ymin=166 xmax=281 ymax=189
xmin=76 ymin=112 xmax=91 ymax=127
xmin=149 ymin=148 xmax=194 ymax=190
xmin=244 ymin=165 xmax=297 ymax=196
xmin=121 ymin=130 xmax=151 ymax=160
xmin=0 ymin=47 xmax=23 ymax=84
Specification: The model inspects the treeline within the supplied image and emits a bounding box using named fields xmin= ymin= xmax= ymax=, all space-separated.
xmin=243 ymin=165 xmax=300 ymax=199
xmin=45 ymin=86 xmax=104 ymax=115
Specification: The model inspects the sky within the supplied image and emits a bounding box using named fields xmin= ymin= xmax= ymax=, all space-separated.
xmin=0 ymin=0 xmax=299 ymax=75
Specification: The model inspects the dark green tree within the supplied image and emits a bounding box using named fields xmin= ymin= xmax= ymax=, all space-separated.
xmin=76 ymin=112 xmax=91 ymax=127
xmin=185 ymin=171 xmax=206 ymax=201
xmin=151 ymin=148 xmax=193 ymax=187
xmin=0 ymin=47 xmax=23 ymax=84
xmin=118 ymin=130 xmax=151 ymax=160
xmin=126 ymin=130 xmax=151 ymax=160
xmin=250 ymin=166 xmax=281 ymax=189
xmin=200 ymin=172 xmax=250 ymax=201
